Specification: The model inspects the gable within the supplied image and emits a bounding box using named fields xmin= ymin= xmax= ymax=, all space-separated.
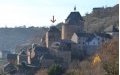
xmin=71 ymin=33 xmax=79 ymax=43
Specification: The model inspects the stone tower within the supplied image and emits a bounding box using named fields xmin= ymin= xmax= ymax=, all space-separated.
xmin=62 ymin=8 xmax=84 ymax=40
xmin=45 ymin=26 xmax=61 ymax=48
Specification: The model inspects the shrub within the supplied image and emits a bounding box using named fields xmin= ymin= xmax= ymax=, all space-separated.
xmin=48 ymin=64 xmax=64 ymax=75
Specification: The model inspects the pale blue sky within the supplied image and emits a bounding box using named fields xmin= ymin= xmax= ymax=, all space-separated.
xmin=0 ymin=0 xmax=118 ymax=27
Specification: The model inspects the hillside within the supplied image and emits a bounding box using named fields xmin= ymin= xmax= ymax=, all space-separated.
xmin=0 ymin=27 xmax=48 ymax=51
xmin=84 ymin=4 xmax=119 ymax=32
xmin=56 ymin=4 xmax=119 ymax=32
xmin=65 ymin=38 xmax=119 ymax=75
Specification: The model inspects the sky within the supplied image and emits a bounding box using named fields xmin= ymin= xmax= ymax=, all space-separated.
xmin=0 ymin=0 xmax=118 ymax=27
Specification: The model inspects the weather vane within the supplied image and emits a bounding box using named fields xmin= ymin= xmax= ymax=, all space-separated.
xmin=74 ymin=5 xmax=76 ymax=11
xmin=50 ymin=15 xmax=56 ymax=23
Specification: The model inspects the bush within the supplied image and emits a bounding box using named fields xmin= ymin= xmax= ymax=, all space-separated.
xmin=48 ymin=64 xmax=64 ymax=75
xmin=100 ymin=39 xmax=119 ymax=75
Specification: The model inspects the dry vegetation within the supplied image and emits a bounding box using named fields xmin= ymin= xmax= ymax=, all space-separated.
xmin=63 ymin=38 xmax=119 ymax=75
xmin=84 ymin=4 xmax=119 ymax=32
xmin=35 ymin=69 xmax=48 ymax=75
xmin=100 ymin=38 xmax=119 ymax=75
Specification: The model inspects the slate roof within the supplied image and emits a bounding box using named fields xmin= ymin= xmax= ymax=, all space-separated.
xmin=48 ymin=26 xmax=60 ymax=32
xmin=34 ymin=46 xmax=49 ymax=54
xmin=96 ymin=33 xmax=112 ymax=39
xmin=75 ymin=32 xmax=92 ymax=38
xmin=86 ymin=34 xmax=95 ymax=42
xmin=65 ymin=12 xmax=84 ymax=25
xmin=20 ymin=50 xmax=26 ymax=55
xmin=55 ymin=40 xmax=74 ymax=51
xmin=86 ymin=33 xmax=112 ymax=42
xmin=31 ymin=46 xmax=54 ymax=66
xmin=104 ymin=25 xmax=119 ymax=32
xmin=59 ymin=39 xmax=72 ymax=43
xmin=33 ymin=46 xmax=56 ymax=59
xmin=59 ymin=39 xmax=74 ymax=45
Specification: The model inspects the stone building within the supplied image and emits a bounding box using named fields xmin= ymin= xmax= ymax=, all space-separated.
xmin=17 ymin=50 xmax=31 ymax=65
xmin=71 ymin=32 xmax=92 ymax=49
xmin=50 ymin=40 xmax=73 ymax=65
xmin=104 ymin=25 xmax=119 ymax=37
xmin=4 ymin=54 xmax=18 ymax=75
xmin=85 ymin=33 xmax=112 ymax=56
xmin=93 ymin=7 xmax=104 ymax=14
xmin=7 ymin=54 xmax=17 ymax=64
xmin=45 ymin=26 xmax=61 ymax=48
xmin=61 ymin=9 xmax=84 ymax=40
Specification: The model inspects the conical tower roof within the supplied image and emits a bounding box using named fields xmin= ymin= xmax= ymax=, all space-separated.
xmin=65 ymin=11 xmax=84 ymax=25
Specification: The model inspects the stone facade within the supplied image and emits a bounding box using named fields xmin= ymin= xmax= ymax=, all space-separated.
xmin=62 ymin=24 xmax=84 ymax=40
xmin=61 ymin=11 xmax=84 ymax=40
xmin=17 ymin=50 xmax=31 ymax=65
xmin=45 ymin=26 xmax=61 ymax=48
